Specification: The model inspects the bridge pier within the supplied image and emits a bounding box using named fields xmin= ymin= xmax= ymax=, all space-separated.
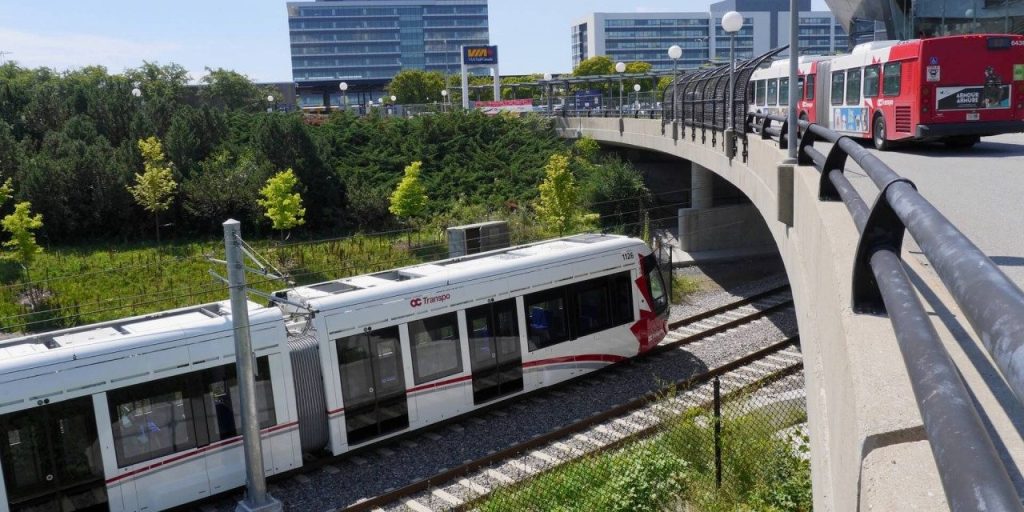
xmin=690 ymin=162 xmax=714 ymax=209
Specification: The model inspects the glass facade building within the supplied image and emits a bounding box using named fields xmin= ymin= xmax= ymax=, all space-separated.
xmin=827 ymin=0 xmax=1024 ymax=40
xmin=287 ymin=0 xmax=489 ymax=107
xmin=572 ymin=0 xmax=847 ymax=72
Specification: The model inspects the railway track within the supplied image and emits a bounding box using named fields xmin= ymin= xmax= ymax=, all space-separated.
xmin=371 ymin=340 xmax=803 ymax=512
xmin=341 ymin=287 xmax=798 ymax=512
xmin=204 ymin=284 xmax=796 ymax=512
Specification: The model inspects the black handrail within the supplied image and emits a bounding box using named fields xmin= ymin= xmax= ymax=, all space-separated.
xmin=751 ymin=111 xmax=1024 ymax=512
xmin=545 ymin=47 xmax=1024 ymax=510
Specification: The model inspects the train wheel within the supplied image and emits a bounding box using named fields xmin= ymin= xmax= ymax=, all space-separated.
xmin=872 ymin=115 xmax=891 ymax=151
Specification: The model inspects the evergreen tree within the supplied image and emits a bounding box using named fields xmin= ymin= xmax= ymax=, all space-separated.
xmin=388 ymin=161 xmax=429 ymax=224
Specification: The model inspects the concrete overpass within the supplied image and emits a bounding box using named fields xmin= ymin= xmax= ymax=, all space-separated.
xmin=548 ymin=111 xmax=1024 ymax=510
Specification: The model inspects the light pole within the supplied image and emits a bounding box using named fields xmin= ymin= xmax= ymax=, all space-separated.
xmin=131 ymin=87 xmax=142 ymax=99
xmin=633 ymin=83 xmax=641 ymax=114
xmin=339 ymin=82 xmax=348 ymax=111
xmin=668 ymin=45 xmax=682 ymax=132
xmin=721 ymin=11 xmax=743 ymax=158
xmin=441 ymin=89 xmax=448 ymax=112
xmin=543 ymin=72 xmax=553 ymax=113
xmin=966 ymin=8 xmax=976 ymax=33
xmin=615 ymin=61 xmax=626 ymax=117
xmin=266 ymin=95 xmax=275 ymax=113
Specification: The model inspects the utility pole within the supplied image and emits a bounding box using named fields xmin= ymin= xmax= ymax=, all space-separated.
xmin=222 ymin=219 xmax=283 ymax=512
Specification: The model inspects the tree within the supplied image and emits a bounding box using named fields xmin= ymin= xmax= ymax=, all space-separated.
xmin=200 ymin=67 xmax=271 ymax=112
xmin=535 ymin=153 xmax=597 ymax=236
xmin=129 ymin=136 xmax=177 ymax=244
xmin=389 ymin=161 xmax=428 ymax=224
xmin=258 ymin=169 xmax=306 ymax=238
xmin=183 ymin=150 xmax=270 ymax=230
xmin=3 ymin=201 xmax=44 ymax=281
xmin=387 ymin=70 xmax=446 ymax=105
xmin=573 ymin=56 xmax=615 ymax=77
xmin=573 ymin=136 xmax=601 ymax=163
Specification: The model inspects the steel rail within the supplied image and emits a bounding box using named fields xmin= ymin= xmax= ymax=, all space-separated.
xmin=341 ymin=335 xmax=802 ymax=512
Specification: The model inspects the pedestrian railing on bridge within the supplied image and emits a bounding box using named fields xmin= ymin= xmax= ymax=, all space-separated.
xmin=545 ymin=48 xmax=1024 ymax=512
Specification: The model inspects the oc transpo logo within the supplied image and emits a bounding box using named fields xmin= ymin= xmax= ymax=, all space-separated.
xmin=410 ymin=293 xmax=451 ymax=308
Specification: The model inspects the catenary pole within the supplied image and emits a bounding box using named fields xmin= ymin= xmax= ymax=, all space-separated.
xmin=224 ymin=219 xmax=282 ymax=512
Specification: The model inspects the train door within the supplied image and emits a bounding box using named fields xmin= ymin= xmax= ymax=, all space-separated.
xmin=467 ymin=299 xmax=524 ymax=405
xmin=336 ymin=326 xmax=409 ymax=446
xmin=0 ymin=397 xmax=106 ymax=512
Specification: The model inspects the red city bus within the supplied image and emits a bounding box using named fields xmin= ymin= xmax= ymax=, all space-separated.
xmin=750 ymin=34 xmax=1024 ymax=150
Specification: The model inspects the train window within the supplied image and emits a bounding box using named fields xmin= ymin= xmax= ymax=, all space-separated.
xmin=575 ymin=280 xmax=612 ymax=337
xmin=409 ymin=312 xmax=463 ymax=384
xmin=108 ymin=376 xmax=198 ymax=467
xmin=846 ymin=68 xmax=862 ymax=105
xmin=200 ymin=358 xmax=276 ymax=443
xmin=526 ymin=288 xmax=570 ymax=351
xmin=767 ymin=79 xmax=778 ymax=106
xmin=883 ymin=62 xmax=901 ymax=96
xmin=864 ymin=65 xmax=880 ymax=98
xmin=805 ymin=74 xmax=816 ymax=100
xmin=609 ymin=273 xmax=634 ymax=326
xmin=755 ymin=80 xmax=766 ymax=105
xmin=645 ymin=262 xmax=669 ymax=315
xmin=830 ymin=71 xmax=845 ymax=105
xmin=108 ymin=358 xmax=276 ymax=468
xmin=779 ymin=77 xmax=789 ymax=105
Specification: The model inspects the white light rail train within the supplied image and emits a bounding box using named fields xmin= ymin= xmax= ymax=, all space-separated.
xmin=0 ymin=234 xmax=669 ymax=512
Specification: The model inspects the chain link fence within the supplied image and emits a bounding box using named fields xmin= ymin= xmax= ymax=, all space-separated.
xmin=462 ymin=372 xmax=810 ymax=512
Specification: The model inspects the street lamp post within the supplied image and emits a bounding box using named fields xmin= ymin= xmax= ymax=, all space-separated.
xmin=131 ymin=87 xmax=142 ymax=99
xmin=633 ymin=83 xmax=641 ymax=115
xmin=721 ymin=11 xmax=743 ymax=158
xmin=543 ymin=72 xmax=553 ymax=114
xmin=668 ymin=45 xmax=682 ymax=134
xmin=441 ymin=89 xmax=449 ymax=112
xmin=615 ymin=61 xmax=626 ymax=117
xmin=266 ymin=95 xmax=275 ymax=113
xmin=339 ymin=82 xmax=348 ymax=111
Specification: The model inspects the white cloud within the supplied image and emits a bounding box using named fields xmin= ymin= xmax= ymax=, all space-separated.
xmin=0 ymin=27 xmax=183 ymax=75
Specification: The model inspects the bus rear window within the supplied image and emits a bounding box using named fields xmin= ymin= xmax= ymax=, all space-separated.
xmin=988 ymin=36 xmax=1012 ymax=50
xmin=883 ymin=62 xmax=901 ymax=96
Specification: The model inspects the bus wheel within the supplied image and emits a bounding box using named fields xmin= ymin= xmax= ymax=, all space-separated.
xmin=872 ymin=115 xmax=891 ymax=151
xmin=944 ymin=136 xmax=979 ymax=149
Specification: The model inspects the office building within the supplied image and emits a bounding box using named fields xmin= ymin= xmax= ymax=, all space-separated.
xmin=287 ymin=0 xmax=489 ymax=108
xmin=571 ymin=0 xmax=847 ymax=72
xmin=827 ymin=0 xmax=1024 ymax=40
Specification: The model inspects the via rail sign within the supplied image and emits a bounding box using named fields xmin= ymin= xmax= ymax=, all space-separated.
xmin=463 ymin=45 xmax=498 ymax=65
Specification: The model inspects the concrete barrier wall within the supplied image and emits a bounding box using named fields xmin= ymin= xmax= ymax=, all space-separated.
xmin=554 ymin=117 xmax=946 ymax=510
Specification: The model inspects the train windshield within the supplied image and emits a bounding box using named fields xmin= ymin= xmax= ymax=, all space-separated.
xmin=643 ymin=254 xmax=669 ymax=314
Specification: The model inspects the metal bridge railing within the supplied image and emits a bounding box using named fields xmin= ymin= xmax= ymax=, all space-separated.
xmin=547 ymin=47 xmax=1024 ymax=511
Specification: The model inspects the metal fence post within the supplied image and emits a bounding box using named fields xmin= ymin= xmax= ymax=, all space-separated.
xmin=713 ymin=376 xmax=722 ymax=489
xmin=224 ymin=220 xmax=283 ymax=512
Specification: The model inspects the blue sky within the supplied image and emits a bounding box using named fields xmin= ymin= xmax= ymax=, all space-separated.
xmin=0 ymin=0 xmax=829 ymax=82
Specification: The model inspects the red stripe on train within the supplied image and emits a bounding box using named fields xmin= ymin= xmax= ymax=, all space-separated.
xmin=105 ymin=421 xmax=299 ymax=485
